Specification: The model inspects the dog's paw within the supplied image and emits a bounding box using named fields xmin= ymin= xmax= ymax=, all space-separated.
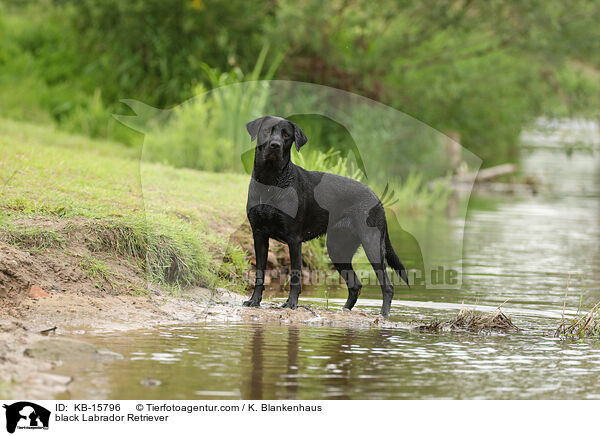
xmin=281 ymin=301 xmax=298 ymax=309
xmin=243 ymin=299 xmax=261 ymax=307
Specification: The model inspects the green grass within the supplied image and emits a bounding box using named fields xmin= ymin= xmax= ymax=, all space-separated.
xmin=0 ymin=117 xmax=452 ymax=293
xmin=2 ymin=225 xmax=65 ymax=252
xmin=0 ymin=118 xmax=250 ymax=292
xmin=77 ymin=254 xmax=119 ymax=291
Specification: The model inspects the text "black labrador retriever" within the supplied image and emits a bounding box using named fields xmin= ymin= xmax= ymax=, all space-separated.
xmin=243 ymin=116 xmax=409 ymax=317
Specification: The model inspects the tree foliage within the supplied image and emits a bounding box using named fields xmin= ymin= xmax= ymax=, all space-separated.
xmin=267 ymin=0 xmax=600 ymax=164
xmin=0 ymin=0 xmax=598 ymax=166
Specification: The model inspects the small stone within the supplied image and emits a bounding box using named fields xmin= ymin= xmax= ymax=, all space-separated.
xmin=24 ymin=338 xmax=122 ymax=362
xmin=140 ymin=378 xmax=162 ymax=387
xmin=24 ymin=338 xmax=97 ymax=361
xmin=29 ymin=285 xmax=50 ymax=298
xmin=97 ymin=350 xmax=124 ymax=361
xmin=38 ymin=373 xmax=73 ymax=386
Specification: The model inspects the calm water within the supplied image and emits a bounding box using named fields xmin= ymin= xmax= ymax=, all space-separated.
xmin=58 ymin=122 xmax=600 ymax=399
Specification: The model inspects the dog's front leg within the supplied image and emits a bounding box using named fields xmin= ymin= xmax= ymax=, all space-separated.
xmin=244 ymin=232 xmax=269 ymax=307
xmin=282 ymin=241 xmax=302 ymax=309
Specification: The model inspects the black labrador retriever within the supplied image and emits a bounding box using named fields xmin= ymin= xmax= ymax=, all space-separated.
xmin=243 ymin=116 xmax=409 ymax=317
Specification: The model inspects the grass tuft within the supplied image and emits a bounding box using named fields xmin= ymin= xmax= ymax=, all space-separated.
xmin=2 ymin=225 xmax=65 ymax=251
xmin=76 ymin=219 xmax=214 ymax=289
xmin=77 ymin=254 xmax=117 ymax=292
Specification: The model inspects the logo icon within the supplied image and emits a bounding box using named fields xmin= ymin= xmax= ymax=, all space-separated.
xmin=2 ymin=402 xmax=50 ymax=434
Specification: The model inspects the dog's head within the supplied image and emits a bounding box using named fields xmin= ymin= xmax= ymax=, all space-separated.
xmin=246 ymin=116 xmax=308 ymax=163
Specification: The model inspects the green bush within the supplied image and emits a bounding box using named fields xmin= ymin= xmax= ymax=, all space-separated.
xmin=3 ymin=0 xmax=598 ymax=169
xmin=61 ymin=0 xmax=276 ymax=107
xmin=0 ymin=3 xmax=140 ymax=144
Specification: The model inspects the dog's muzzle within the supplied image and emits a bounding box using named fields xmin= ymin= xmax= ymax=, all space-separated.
xmin=264 ymin=142 xmax=282 ymax=160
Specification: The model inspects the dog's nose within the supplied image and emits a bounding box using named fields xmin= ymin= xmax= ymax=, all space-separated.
xmin=269 ymin=141 xmax=281 ymax=149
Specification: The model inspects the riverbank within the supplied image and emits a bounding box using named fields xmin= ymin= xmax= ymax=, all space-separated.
xmin=1 ymin=280 xmax=420 ymax=399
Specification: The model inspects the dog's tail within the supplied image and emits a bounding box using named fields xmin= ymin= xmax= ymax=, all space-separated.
xmin=384 ymin=228 xmax=410 ymax=287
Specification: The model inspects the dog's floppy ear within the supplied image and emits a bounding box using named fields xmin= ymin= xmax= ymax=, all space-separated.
xmin=293 ymin=123 xmax=308 ymax=151
xmin=246 ymin=117 xmax=266 ymax=141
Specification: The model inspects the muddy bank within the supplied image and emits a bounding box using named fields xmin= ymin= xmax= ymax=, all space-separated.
xmin=1 ymin=283 xmax=416 ymax=399
xmin=0 ymin=224 xmax=411 ymax=400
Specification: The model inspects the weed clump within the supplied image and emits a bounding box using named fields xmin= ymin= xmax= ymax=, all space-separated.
xmin=555 ymin=301 xmax=600 ymax=338
xmin=420 ymin=307 xmax=519 ymax=333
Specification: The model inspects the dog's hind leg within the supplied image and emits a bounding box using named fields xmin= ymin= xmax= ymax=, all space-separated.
xmin=334 ymin=262 xmax=362 ymax=310
xmin=327 ymin=228 xmax=362 ymax=310
xmin=360 ymin=227 xmax=394 ymax=318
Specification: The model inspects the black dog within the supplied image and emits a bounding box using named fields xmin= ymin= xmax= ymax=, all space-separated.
xmin=243 ymin=116 xmax=409 ymax=317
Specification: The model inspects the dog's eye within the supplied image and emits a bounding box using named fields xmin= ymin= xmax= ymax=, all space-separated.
xmin=283 ymin=132 xmax=290 ymax=138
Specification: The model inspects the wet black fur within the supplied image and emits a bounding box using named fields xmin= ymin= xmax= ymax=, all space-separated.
xmin=244 ymin=116 xmax=409 ymax=317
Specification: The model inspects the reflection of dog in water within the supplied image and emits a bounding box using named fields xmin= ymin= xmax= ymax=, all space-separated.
xmin=3 ymin=402 xmax=51 ymax=434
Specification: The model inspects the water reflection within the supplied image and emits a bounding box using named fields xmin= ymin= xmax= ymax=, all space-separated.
xmin=57 ymin=322 xmax=600 ymax=400
xmin=285 ymin=326 xmax=299 ymax=399
xmin=243 ymin=325 xmax=264 ymax=399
